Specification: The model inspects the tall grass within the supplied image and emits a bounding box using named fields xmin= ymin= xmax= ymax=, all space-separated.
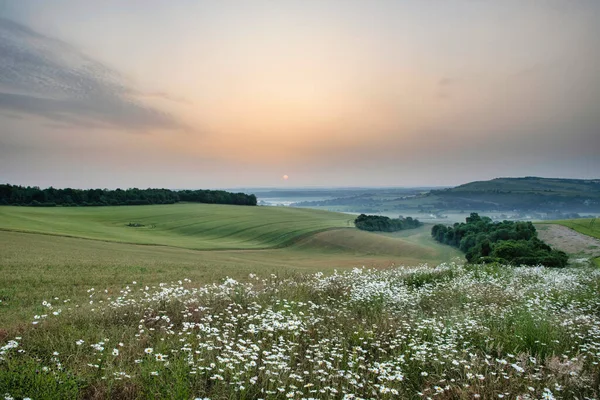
xmin=1 ymin=264 xmax=600 ymax=399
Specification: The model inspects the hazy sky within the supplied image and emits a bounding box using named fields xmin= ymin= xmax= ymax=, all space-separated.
xmin=1 ymin=1 xmax=599 ymax=189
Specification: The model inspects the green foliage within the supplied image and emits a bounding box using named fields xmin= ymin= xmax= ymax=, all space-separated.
xmin=432 ymin=213 xmax=568 ymax=267
xmin=354 ymin=214 xmax=422 ymax=232
xmin=2 ymin=264 xmax=600 ymax=399
xmin=0 ymin=184 xmax=257 ymax=207
xmin=0 ymin=358 xmax=80 ymax=399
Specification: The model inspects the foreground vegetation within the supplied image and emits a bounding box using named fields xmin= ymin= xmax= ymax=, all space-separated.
xmin=0 ymin=220 xmax=461 ymax=327
xmin=354 ymin=214 xmax=422 ymax=232
xmin=432 ymin=213 xmax=568 ymax=268
xmin=1 ymin=263 xmax=599 ymax=399
xmin=0 ymin=184 xmax=257 ymax=207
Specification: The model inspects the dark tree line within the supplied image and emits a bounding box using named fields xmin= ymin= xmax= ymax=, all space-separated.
xmin=354 ymin=214 xmax=422 ymax=232
xmin=432 ymin=213 xmax=568 ymax=268
xmin=0 ymin=184 xmax=257 ymax=207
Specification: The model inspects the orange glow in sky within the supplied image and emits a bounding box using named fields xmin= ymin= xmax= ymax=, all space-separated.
xmin=1 ymin=1 xmax=599 ymax=188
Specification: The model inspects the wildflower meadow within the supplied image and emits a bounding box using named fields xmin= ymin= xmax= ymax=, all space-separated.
xmin=1 ymin=263 xmax=600 ymax=399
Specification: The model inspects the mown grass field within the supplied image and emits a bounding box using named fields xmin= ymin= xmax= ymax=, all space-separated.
xmin=541 ymin=218 xmax=600 ymax=240
xmin=0 ymin=205 xmax=462 ymax=327
xmin=538 ymin=218 xmax=600 ymax=267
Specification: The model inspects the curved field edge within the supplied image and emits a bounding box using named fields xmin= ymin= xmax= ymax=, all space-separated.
xmin=0 ymin=225 xmax=458 ymax=328
xmin=538 ymin=218 xmax=600 ymax=240
xmin=536 ymin=219 xmax=600 ymax=266
xmin=0 ymin=204 xmax=355 ymax=251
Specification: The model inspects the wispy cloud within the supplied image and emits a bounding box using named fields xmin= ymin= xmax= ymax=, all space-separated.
xmin=0 ymin=18 xmax=185 ymax=131
xmin=141 ymin=91 xmax=193 ymax=105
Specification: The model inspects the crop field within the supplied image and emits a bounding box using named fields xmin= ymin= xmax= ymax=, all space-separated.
xmin=537 ymin=219 xmax=600 ymax=267
xmin=0 ymin=205 xmax=461 ymax=327
xmin=2 ymin=263 xmax=600 ymax=399
xmin=0 ymin=204 xmax=354 ymax=250
xmin=541 ymin=218 xmax=600 ymax=240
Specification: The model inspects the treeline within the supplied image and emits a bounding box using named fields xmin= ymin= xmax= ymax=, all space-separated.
xmin=432 ymin=213 xmax=568 ymax=268
xmin=355 ymin=214 xmax=422 ymax=232
xmin=0 ymin=184 xmax=257 ymax=207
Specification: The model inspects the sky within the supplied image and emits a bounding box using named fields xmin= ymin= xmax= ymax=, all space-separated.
xmin=0 ymin=1 xmax=599 ymax=189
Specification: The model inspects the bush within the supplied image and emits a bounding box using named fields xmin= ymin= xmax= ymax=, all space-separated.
xmin=432 ymin=213 xmax=568 ymax=267
xmin=354 ymin=214 xmax=422 ymax=232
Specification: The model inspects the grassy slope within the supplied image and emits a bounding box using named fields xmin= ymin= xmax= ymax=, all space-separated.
xmin=450 ymin=177 xmax=600 ymax=195
xmin=539 ymin=218 xmax=600 ymax=267
xmin=0 ymin=204 xmax=462 ymax=326
xmin=429 ymin=177 xmax=600 ymax=211
xmin=541 ymin=218 xmax=600 ymax=240
xmin=0 ymin=204 xmax=353 ymax=250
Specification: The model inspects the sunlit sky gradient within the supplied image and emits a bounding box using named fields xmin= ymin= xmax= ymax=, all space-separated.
xmin=1 ymin=1 xmax=599 ymax=189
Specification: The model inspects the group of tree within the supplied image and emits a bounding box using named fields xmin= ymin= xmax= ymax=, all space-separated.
xmin=354 ymin=214 xmax=422 ymax=232
xmin=431 ymin=213 xmax=568 ymax=268
xmin=0 ymin=184 xmax=257 ymax=207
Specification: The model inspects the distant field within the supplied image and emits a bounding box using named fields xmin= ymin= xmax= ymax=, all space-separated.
xmin=0 ymin=204 xmax=353 ymax=250
xmin=536 ymin=219 xmax=600 ymax=267
xmin=539 ymin=218 xmax=600 ymax=240
xmin=0 ymin=205 xmax=462 ymax=326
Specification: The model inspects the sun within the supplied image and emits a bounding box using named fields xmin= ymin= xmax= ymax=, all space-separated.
xmin=282 ymin=174 xmax=289 ymax=180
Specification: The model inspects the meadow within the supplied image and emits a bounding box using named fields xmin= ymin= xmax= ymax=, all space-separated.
xmin=2 ymin=204 xmax=599 ymax=399
xmin=0 ymin=205 xmax=460 ymax=327
xmin=1 ymin=263 xmax=600 ymax=399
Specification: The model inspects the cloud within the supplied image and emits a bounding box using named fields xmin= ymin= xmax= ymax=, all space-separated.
xmin=438 ymin=77 xmax=457 ymax=86
xmin=0 ymin=18 xmax=185 ymax=131
xmin=141 ymin=92 xmax=194 ymax=105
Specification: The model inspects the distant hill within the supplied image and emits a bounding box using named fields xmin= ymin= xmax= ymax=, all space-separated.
xmin=288 ymin=177 xmax=600 ymax=217
xmin=430 ymin=177 xmax=600 ymax=212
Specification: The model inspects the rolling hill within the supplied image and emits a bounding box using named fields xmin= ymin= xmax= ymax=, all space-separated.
xmin=0 ymin=203 xmax=354 ymax=250
xmin=0 ymin=204 xmax=462 ymax=326
xmin=290 ymin=177 xmax=600 ymax=217
xmin=429 ymin=177 xmax=600 ymax=212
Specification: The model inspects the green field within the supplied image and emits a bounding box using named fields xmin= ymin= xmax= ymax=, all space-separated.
xmin=541 ymin=218 xmax=600 ymax=240
xmin=0 ymin=204 xmax=354 ymax=250
xmin=0 ymin=204 xmax=462 ymax=327
xmin=3 ymin=205 xmax=600 ymax=399
xmin=537 ymin=218 xmax=600 ymax=267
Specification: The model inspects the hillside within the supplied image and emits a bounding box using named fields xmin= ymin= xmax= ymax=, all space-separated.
xmin=429 ymin=177 xmax=600 ymax=212
xmin=0 ymin=205 xmax=462 ymax=326
xmin=290 ymin=177 xmax=600 ymax=219
xmin=0 ymin=204 xmax=353 ymax=250
xmin=537 ymin=218 xmax=600 ymax=267
xmin=540 ymin=218 xmax=600 ymax=240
